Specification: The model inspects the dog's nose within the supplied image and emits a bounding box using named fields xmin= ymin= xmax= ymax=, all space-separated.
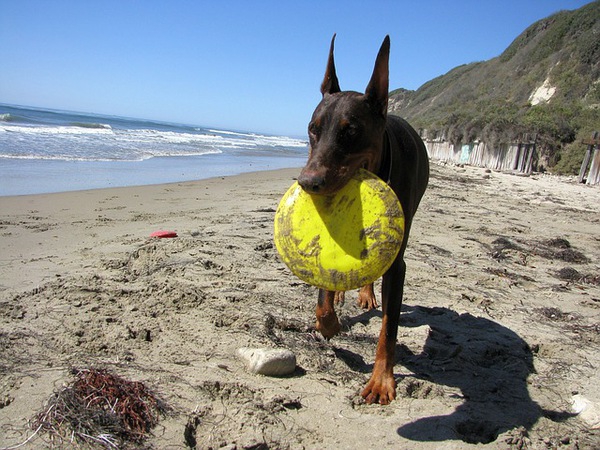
xmin=297 ymin=172 xmax=325 ymax=194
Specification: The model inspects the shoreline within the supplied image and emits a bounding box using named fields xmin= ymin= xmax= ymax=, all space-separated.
xmin=0 ymin=165 xmax=302 ymax=199
xmin=0 ymin=156 xmax=590 ymax=199
xmin=1 ymin=163 xmax=599 ymax=448
xmin=0 ymin=154 xmax=306 ymax=197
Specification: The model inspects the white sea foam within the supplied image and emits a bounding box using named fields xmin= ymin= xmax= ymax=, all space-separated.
xmin=208 ymin=128 xmax=307 ymax=147
xmin=123 ymin=129 xmax=227 ymax=145
xmin=0 ymin=122 xmax=233 ymax=161
xmin=0 ymin=124 xmax=114 ymax=135
xmin=0 ymin=148 xmax=223 ymax=162
xmin=207 ymin=128 xmax=254 ymax=137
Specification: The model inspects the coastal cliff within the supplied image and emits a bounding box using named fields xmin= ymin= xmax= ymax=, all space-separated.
xmin=389 ymin=1 xmax=600 ymax=175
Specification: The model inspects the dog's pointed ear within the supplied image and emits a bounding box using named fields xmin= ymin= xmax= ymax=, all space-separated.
xmin=321 ymin=34 xmax=341 ymax=96
xmin=365 ymin=35 xmax=390 ymax=117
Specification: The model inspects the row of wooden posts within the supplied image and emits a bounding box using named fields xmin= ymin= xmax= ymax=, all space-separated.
xmin=578 ymin=131 xmax=600 ymax=186
xmin=513 ymin=133 xmax=537 ymax=174
xmin=503 ymin=131 xmax=600 ymax=185
xmin=422 ymin=131 xmax=599 ymax=185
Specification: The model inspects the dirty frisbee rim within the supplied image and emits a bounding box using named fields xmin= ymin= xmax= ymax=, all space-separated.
xmin=274 ymin=169 xmax=405 ymax=291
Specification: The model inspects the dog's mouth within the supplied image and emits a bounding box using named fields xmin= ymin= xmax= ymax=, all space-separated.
xmin=298 ymin=157 xmax=372 ymax=196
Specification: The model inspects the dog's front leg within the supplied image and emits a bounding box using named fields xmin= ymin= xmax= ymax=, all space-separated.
xmin=316 ymin=289 xmax=341 ymax=339
xmin=361 ymin=258 xmax=405 ymax=404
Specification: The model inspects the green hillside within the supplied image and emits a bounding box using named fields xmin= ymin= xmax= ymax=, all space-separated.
xmin=389 ymin=1 xmax=600 ymax=173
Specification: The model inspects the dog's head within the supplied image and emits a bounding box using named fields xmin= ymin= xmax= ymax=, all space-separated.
xmin=298 ymin=35 xmax=390 ymax=195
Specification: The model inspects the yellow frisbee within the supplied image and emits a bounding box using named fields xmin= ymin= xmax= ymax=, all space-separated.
xmin=274 ymin=169 xmax=404 ymax=291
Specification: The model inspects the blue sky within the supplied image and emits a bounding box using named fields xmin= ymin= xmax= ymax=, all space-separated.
xmin=0 ymin=0 xmax=593 ymax=136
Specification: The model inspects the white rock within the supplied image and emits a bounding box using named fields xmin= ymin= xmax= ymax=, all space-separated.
xmin=572 ymin=394 xmax=600 ymax=429
xmin=529 ymin=76 xmax=556 ymax=106
xmin=237 ymin=347 xmax=296 ymax=376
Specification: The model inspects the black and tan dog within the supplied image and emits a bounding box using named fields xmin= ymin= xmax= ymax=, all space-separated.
xmin=297 ymin=35 xmax=429 ymax=404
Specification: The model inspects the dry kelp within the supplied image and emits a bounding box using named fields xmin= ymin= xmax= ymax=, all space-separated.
xmin=33 ymin=368 xmax=169 ymax=448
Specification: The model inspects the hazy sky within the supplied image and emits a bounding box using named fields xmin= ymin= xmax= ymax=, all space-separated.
xmin=0 ymin=0 xmax=593 ymax=136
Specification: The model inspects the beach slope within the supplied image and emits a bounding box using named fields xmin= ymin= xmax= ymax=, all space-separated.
xmin=1 ymin=165 xmax=599 ymax=448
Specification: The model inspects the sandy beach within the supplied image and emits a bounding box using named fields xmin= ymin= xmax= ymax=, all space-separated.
xmin=1 ymin=163 xmax=599 ymax=449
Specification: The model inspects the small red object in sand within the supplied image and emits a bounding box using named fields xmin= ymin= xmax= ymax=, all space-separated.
xmin=150 ymin=230 xmax=178 ymax=238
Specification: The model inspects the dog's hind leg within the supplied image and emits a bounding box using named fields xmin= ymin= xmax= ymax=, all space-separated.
xmin=316 ymin=289 xmax=341 ymax=339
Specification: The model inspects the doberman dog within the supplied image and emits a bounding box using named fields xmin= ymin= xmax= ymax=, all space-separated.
xmin=297 ymin=35 xmax=429 ymax=405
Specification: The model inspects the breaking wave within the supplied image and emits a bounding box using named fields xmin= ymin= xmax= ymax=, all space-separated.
xmin=0 ymin=104 xmax=307 ymax=163
xmin=70 ymin=122 xmax=113 ymax=130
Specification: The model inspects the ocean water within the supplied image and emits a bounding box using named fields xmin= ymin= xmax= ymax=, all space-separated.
xmin=0 ymin=104 xmax=308 ymax=196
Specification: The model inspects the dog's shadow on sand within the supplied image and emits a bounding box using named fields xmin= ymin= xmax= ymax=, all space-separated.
xmin=340 ymin=304 xmax=574 ymax=444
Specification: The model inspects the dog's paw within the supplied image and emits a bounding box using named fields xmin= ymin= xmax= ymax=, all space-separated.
xmin=334 ymin=291 xmax=345 ymax=306
xmin=315 ymin=312 xmax=341 ymax=339
xmin=357 ymin=285 xmax=378 ymax=310
xmin=361 ymin=372 xmax=396 ymax=405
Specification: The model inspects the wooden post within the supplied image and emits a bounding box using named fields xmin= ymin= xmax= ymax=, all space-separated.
xmin=513 ymin=142 xmax=522 ymax=171
xmin=579 ymin=132 xmax=600 ymax=184
xmin=524 ymin=134 xmax=537 ymax=174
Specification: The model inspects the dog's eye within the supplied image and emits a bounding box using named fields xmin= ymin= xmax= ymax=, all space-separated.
xmin=341 ymin=124 xmax=359 ymax=140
